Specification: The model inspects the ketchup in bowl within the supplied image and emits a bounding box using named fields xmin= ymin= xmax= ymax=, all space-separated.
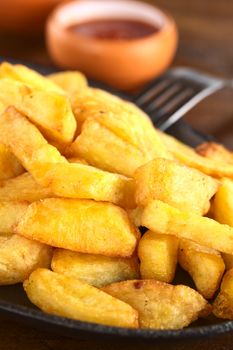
xmin=67 ymin=18 xmax=160 ymax=40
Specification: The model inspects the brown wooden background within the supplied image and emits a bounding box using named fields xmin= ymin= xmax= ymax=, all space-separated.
xmin=0 ymin=0 xmax=232 ymax=349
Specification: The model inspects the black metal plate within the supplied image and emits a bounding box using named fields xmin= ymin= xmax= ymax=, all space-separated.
xmin=0 ymin=57 xmax=232 ymax=341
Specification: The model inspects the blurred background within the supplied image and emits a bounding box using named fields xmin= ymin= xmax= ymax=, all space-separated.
xmin=0 ymin=0 xmax=232 ymax=147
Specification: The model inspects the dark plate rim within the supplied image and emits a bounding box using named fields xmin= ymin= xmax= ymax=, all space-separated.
xmin=1 ymin=298 xmax=233 ymax=340
xmin=0 ymin=57 xmax=232 ymax=340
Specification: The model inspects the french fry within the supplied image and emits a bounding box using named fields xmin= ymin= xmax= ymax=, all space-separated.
xmin=0 ymin=173 xmax=53 ymax=202
xmin=24 ymin=268 xmax=139 ymax=328
xmin=159 ymin=131 xmax=233 ymax=179
xmin=212 ymin=178 xmax=233 ymax=227
xmin=127 ymin=207 xmax=143 ymax=227
xmin=138 ymin=231 xmax=179 ymax=283
xmin=67 ymin=94 xmax=171 ymax=176
xmin=103 ymin=280 xmax=209 ymax=329
xmin=0 ymin=235 xmax=52 ymax=285
xmin=0 ymin=200 xmax=28 ymax=233
xmin=211 ymin=178 xmax=233 ymax=272
xmin=41 ymin=162 xmax=136 ymax=208
xmin=222 ymin=254 xmax=233 ymax=270
xmin=0 ymin=62 xmax=63 ymax=94
xmin=0 ymin=78 xmax=76 ymax=144
xmin=213 ymin=268 xmax=233 ymax=319
xmin=52 ymin=249 xmax=139 ymax=287
xmin=48 ymin=71 xmax=88 ymax=95
xmin=0 ymin=107 xmax=67 ymax=185
xmin=141 ymin=200 xmax=233 ymax=255
xmin=196 ymin=142 xmax=233 ymax=164
xmin=179 ymin=239 xmax=225 ymax=299
xmin=135 ymin=158 xmax=218 ymax=214
xmin=16 ymin=198 xmax=140 ymax=257
xmin=0 ymin=143 xmax=24 ymax=180
xmin=69 ymin=87 xmax=151 ymax=134
xmin=68 ymin=117 xmax=148 ymax=176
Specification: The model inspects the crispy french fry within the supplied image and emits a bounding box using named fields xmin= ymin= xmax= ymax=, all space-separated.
xmin=69 ymin=87 xmax=151 ymax=134
xmin=68 ymin=117 xmax=148 ymax=176
xmin=0 ymin=143 xmax=24 ymax=180
xmin=68 ymin=157 xmax=88 ymax=165
xmin=0 ymin=78 xmax=76 ymax=144
xmin=0 ymin=235 xmax=52 ymax=285
xmin=103 ymin=280 xmax=209 ymax=329
xmin=179 ymin=239 xmax=225 ymax=299
xmin=48 ymin=71 xmax=88 ymax=95
xmin=127 ymin=207 xmax=143 ymax=227
xmin=52 ymin=249 xmax=139 ymax=287
xmin=0 ymin=173 xmax=53 ymax=202
xmin=135 ymin=158 xmax=218 ymax=214
xmin=141 ymin=200 xmax=233 ymax=255
xmin=16 ymin=198 xmax=140 ymax=257
xmin=211 ymin=179 xmax=233 ymax=271
xmin=67 ymin=94 xmax=171 ymax=176
xmin=196 ymin=142 xmax=233 ymax=164
xmin=138 ymin=231 xmax=179 ymax=283
xmin=0 ymin=107 xmax=67 ymax=185
xmin=0 ymin=62 xmax=63 ymax=94
xmin=213 ymin=268 xmax=233 ymax=319
xmin=41 ymin=162 xmax=136 ymax=208
xmin=24 ymin=268 xmax=139 ymax=328
xmin=212 ymin=178 xmax=233 ymax=227
xmin=159 ymin=131 xmax=233 ymax=179
xmin=222 ymin=254 xmax=233 ymax=270
xmin=0 ymin=200 xmax=28 ymax=233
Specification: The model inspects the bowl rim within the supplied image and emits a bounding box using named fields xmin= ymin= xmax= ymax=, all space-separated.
xmin=47 ymin=0 xmax=177 ymax=45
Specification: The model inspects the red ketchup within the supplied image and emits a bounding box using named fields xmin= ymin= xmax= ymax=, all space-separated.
xmin=67 ymin=18 xmax=160 ymax=40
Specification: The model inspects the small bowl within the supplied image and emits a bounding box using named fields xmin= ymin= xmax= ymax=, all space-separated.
xmin=46 ymin=0 xmax=178 ymax=90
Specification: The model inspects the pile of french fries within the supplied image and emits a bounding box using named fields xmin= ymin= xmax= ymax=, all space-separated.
xmin=0 ymin=62 xmax=233 ymax=330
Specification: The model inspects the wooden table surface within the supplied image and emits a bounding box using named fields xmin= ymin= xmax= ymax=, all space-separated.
xmin=0 ymin=0 xmax=232 ymax=349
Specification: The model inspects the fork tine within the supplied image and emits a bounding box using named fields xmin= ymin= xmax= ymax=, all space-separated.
xmin=150 ymin=88 xmax=197 ymax=128
xmin=135 ymin=75 xmax=171 ymax=106
xmin=144 ymin=82 xmax=185 ymax=113
xmin=134 ymin=67 xmax=225 ymax=131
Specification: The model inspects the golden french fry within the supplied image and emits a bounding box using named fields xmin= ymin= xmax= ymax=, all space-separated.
xmin=196 ymin=142 xmax=233 ymax=164
xmin=222 ymin=254 xmax=233 ymax=270
xmin=68 ymin=117 xmax=147 ymax=176
xmin=41 ymin=162 xmax=136 ymax=209
xmin=24 ymin=268 xmax=139 ymax=328
xmin=68 ymin=157 xmax=88 ymax=165
xmin=67 ymin=92 xmax=171 ymax=176
xmin=16 ymin=198 xmax=140 ymax=257
xmin=0 ymin=200 xmax=28 ymax=233
xmin=0 ymin=143 xmax=24 ymax=181
xmin=52 ymin=249 xmax=139 ymax=287
xmin=212 ymin=178 xmax=233 ymax=227
xmin=213 ymin=268 xmax=233 ymax=319
xmin=0 ymin=107 xmax=67 ymax=185
xmin=138 ymin=231 xmax=179 ymax=283
xmin=0 ymin=62 xmax=63 ymax=94
xmin=0 ymin=173 xmax=53 ymax=202
xmin=69 ymin=87 xmax=151 ymax=134
xmin=141 ymin=200 xmax=233 ymax=255
xmin=127 ymin=207 xmax=143 ymax=227
xmin=48 ymin=71 xmax=88 ymax=95
xmin=103 ymin=280 xmax=209 ymax=329
xmin=179 ymin=239 xmax=225 ymax=299
xmin=0 ymin=78 xmax=76 ymax=144
xmin=135 ymin=158 xmax=218 ymax=214
xmin=0 ymin=235 xmax=52 ymax=285
xmin=159 ymin=131 xmax=233 ymax=179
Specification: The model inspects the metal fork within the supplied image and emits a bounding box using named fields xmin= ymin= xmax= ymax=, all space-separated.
xmin=134 ymin=67 xmax=228 ymax=131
